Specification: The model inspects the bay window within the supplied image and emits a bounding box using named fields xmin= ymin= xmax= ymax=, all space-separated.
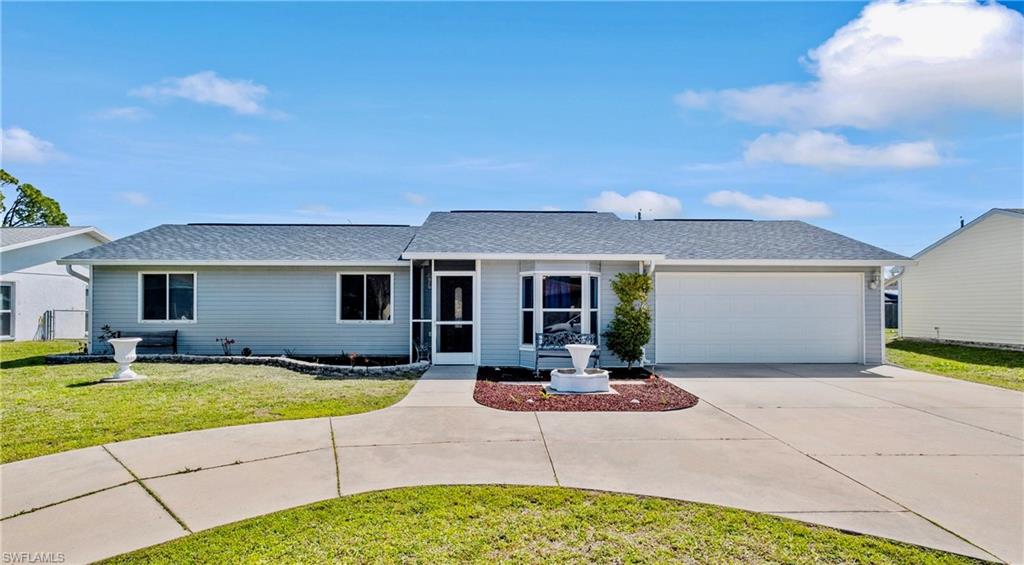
xmin=520 ymin=273 xmax=599 ymax=347
xmin=338 ymin=273 xmax=392 ymax=323
xmin=140 ymin=273 xmax=195 ymax=322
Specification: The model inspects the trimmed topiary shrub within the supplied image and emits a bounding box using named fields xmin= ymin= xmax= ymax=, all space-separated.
xmin=602 ymin=272 xmax=652 ymax=368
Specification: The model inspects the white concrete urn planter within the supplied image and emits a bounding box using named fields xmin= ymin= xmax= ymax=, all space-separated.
xmin=103 ymin=337 xmax=146 ymax=382
xmin=549 ymin=343 xmax=609 ymax=393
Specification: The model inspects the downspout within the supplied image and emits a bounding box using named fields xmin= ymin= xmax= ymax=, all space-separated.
xmin=65 ymin=264 xmax=90 ymax=283
xmin=66 ymin=265 xmax=92 ymax=353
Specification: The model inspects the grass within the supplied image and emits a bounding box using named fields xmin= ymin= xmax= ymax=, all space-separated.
xmin=885 ymin=330 xmax=1024 ymax=391
xmin=0 ymin=340 xmax=416 ymax=463
xmin=104 ymin=485 xmax=980 ymax=564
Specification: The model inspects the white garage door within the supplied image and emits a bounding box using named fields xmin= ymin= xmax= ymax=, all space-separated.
xmin=655 ymin=273 xmax=863 ymax=363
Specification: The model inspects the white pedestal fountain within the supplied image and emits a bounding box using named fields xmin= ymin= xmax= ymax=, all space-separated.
xmin=549 ymin=344 xmax=609 ymax=393
xmin=102 ymin=337 xmax=147 ymax=382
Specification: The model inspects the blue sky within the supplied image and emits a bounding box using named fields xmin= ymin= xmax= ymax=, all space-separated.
xmin=2 ymin=1 xmax=1021 ymax=256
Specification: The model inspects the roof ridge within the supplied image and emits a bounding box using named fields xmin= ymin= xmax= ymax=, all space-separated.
xmin=185 ymin=223 xmax=413 ymax=227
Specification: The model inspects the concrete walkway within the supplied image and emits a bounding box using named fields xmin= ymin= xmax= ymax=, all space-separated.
xmin=1 ymin=364 xmax=1021 ymax=563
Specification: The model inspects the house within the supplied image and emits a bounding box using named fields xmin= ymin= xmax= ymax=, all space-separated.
xmin=0 ymin=226 xmax=111 ymax=341
xmin=896 ymin=208 xmax=1023 ymax=349
xmin=58 ymin=211 xmax=912 ymax=365
xmin=884 ymin=289 xmax=898 ymax=329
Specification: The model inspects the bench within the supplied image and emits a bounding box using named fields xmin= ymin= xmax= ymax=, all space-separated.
xmin=120 ymin=330 xmax=178 ymax=354
xmin=535 ymin=331 xmax=600 ymax=375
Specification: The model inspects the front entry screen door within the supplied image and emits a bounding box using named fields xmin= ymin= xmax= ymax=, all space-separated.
xmin=434 ymin=275 xmax=474 ymax=364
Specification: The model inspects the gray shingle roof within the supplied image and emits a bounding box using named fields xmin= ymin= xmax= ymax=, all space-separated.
xmin=405 ymin=211 xmax=909 ymax=261
xmin=636 ymin=220 xmax=909 ymax=261
xmin=60 ymin=213 xmax=910 ymax=264
xmin=997 ymin=208 xmax=1024 ymax=215
xmin=403 ymin=211 xmax=657 ymax=256
xmin=1 ymin=226 xmax=97 ymax=249
xmin=61 ymin=224 xmax=418 ymax=263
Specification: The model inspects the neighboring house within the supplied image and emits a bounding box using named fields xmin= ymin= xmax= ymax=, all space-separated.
xmin=884 ymin=289 xmax=899 ymax=329
xmin=0 ymin=226 xmax=112 ymax=341
xmin=59 ymin=211 xmax=911 ymax=365
xmin=897 ymin=208 xmax=1024 ymax=348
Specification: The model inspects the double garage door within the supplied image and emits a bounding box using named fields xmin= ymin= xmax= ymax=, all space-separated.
xmin=655 ymin=272 xmax=863 ymax=364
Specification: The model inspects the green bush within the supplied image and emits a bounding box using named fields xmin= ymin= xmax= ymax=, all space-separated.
xmin=602 ymin=272 xmax=652 ymax=368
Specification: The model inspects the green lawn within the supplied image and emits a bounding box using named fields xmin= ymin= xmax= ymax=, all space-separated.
xmin=0 ymin=340 xmax=416 ymax=463
xmin=886 ymin=330 xmax=1023 ymax=391
xmin=105 ymin=485 xmax=979 ymax=564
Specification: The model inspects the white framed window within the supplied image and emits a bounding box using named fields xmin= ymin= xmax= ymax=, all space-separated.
xmin=337 ymin=273 xmax=393 ymax=323
xmin=520 ymin=272 xmax=599 ymax=349
xmin=0 ymin=282 xmax=13 ymax=339
xmin=520 ymin=275 xmax=534 ymax=346
xmin=541 ymin=275 xmax=583 ymax=337
xmin=138 ymin=272 xmax=196 ymax=323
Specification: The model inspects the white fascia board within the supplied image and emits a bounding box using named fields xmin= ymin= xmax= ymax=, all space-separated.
xmin=912 ymin=208 xmax=1023 ymax=259
xmin=56 ymin=259 xmax=411 ymax=267
xmin=1 ymin=227 xmax=112 ymax=252
xmin=401 ymin=252 xmax=664 ymax=261
xmin=657 ymin=259 xmax=917 ymax=267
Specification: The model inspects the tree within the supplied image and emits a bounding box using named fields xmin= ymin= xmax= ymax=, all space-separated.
xmin=602 ymin=272 xmax=653 ymax=369
xmin=0 ymin=169 xmax=69 ymax=227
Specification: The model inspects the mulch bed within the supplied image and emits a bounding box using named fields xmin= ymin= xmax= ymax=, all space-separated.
xmin=474 ymin=376 xmax=699 ymax=412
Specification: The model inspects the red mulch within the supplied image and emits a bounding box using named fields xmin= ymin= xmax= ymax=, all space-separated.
xmin=473 ymin=376 xmax=699 ymax=412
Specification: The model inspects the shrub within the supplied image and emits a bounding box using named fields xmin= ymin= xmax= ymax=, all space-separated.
xmin=602 ymin=272 xmax=652 ymax=369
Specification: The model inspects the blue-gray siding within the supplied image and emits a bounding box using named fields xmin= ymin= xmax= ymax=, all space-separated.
xmin=90 ymin=262 xmax=884 ymax=365
xmin=479 ymin=260 xmax=520 ymax=365
xmin=91 ymin=265 xmax=410 ymax=356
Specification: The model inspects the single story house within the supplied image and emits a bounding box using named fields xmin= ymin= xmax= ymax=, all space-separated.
xmin=59 ymin=211 xmax=912 ymax=365
xmin=895 ymin=208 xmax=1023 ymax=348
xmin=1 ymin=226 xmax=111 ymax=341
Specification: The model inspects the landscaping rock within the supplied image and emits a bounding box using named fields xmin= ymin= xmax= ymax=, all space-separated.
xmin=45 ymin=353 xmax=429 ymax=379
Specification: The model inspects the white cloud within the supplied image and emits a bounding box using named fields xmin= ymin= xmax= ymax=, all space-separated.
xmin=0 ymin=127 xmax=59 ymax=164
xmin=91 ymin=106 xmax=150 ymax=121
xmin=131 ymin=71 xmax=270 ymax=115
xmin=296 ymin=204 xmax=332 ymax=216
xmin=673 ymin=90 xmax=712 ymax=110
xmin=705 ymin=190 xmax=832 ymax=219
xmin=586 ymin=190 xmax=682 ymax=219
xmin=745 ymin=130 xmax=941 ymax=169
xmin=677 ymin=0 xmax=1023 ymax=129
xmin=118 ymin=192 xmax=150 ymax=206
xmin=540 ymin=205 xmax=561 ymax=211
xmin=402 ymin=191 xmax=428 ymax=206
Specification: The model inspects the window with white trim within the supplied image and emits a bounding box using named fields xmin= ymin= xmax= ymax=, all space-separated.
xmin=542 ymin=275 xmax=583 ymax=336
xmin=0 ymin=283 xmax=12 ymax=338
xmin=338 ymin=273 xmax=392 ymax=322
xmin=520 ymin=273 xmax=600 ymax=347
xmin=141 ymin=273 xmax=195 ymax=322
xmin=589 ymin=275 xmax=600 ymax=341
xmin=520 ymin=276 xmax=534 ymax=345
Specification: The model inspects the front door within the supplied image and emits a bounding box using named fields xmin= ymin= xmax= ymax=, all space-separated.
xmin=433 ymin=274 xmax=475 ymax=364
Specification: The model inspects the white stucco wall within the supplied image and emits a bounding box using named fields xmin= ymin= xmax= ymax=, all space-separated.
xmin=0 ymin=234 xmax=103 ymax=341
xmin=900 ymin=211 xmax=1024 ymax=346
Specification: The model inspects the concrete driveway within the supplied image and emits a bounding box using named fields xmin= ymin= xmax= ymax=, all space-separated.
xmin=1 ymin=364 xmax=1021 ymax=563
